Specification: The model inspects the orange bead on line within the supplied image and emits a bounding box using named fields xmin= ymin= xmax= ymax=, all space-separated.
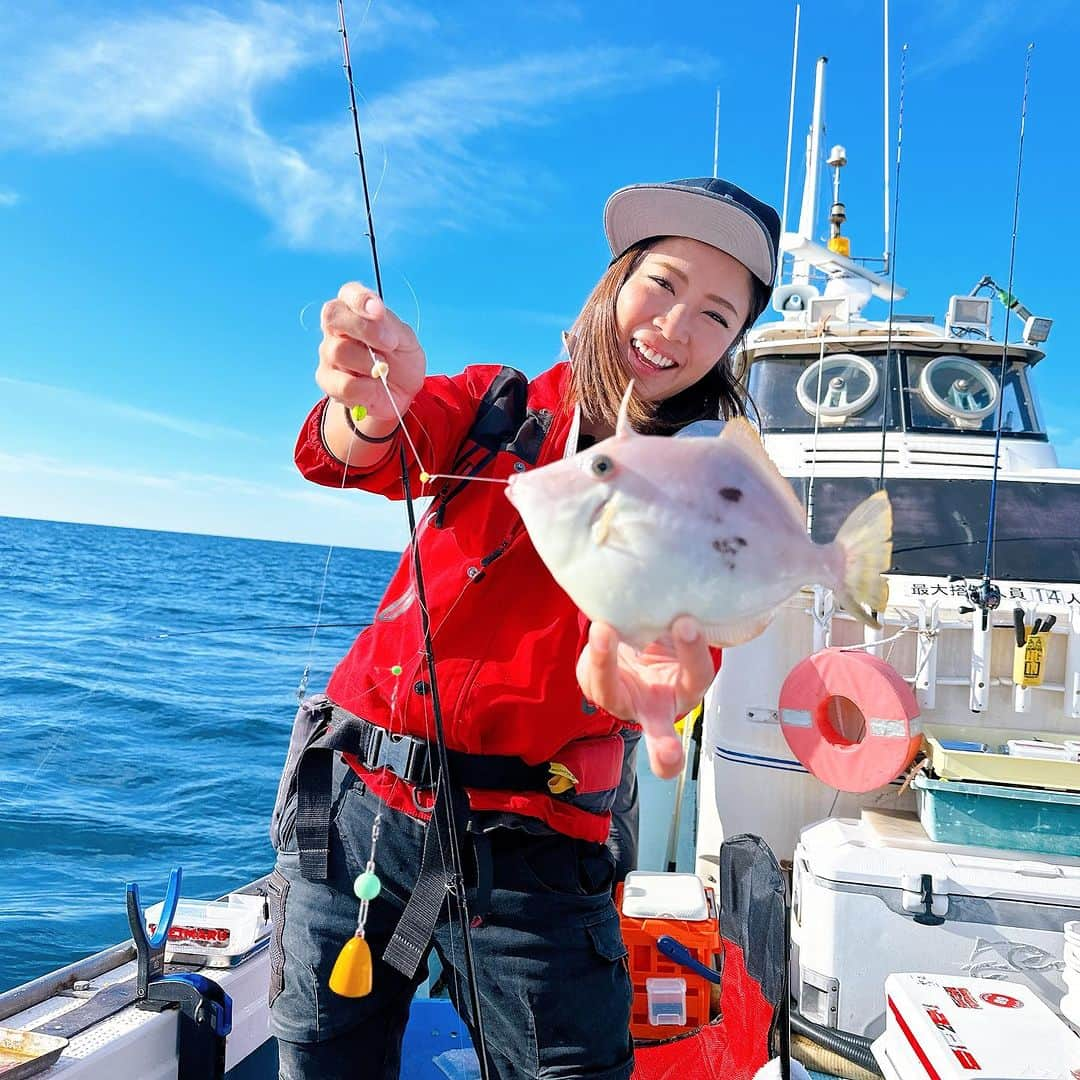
xmin=329 ymin=935 xmax=373 ymax=998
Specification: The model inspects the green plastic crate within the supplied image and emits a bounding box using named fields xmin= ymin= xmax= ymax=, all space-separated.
xmin=912 ymin=773 xmax=1080 ymax=858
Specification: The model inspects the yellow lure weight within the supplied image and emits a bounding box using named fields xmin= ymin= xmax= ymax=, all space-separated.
xmin=329 ymin=934 xmax=373 ymax=998
xmin=350 ymin=405 xmax=368 ymax=423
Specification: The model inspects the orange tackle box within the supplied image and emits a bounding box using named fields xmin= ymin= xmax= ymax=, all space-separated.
xmin=616 ymin=871 xmax=722 ymax=1040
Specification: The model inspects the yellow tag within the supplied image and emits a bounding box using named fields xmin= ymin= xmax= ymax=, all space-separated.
xmin=547 ymin=762 xmax=579 ymax=795
xmin=1013 ymin=633 xmax=1047 ymax=688
xmin=674 ymin=702 xmax=703 ymax=738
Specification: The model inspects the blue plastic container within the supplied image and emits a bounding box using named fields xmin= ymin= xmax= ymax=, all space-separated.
xmin=913 ymin=773 xmax=1080 ymax=857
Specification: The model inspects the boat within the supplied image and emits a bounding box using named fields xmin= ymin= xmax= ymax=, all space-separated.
xmin=4 ymin=21 xmax=1080 ymax=1080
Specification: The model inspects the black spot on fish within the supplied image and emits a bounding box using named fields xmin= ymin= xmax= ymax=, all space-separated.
xmin=712 ymin=538 xmax=742 ymax=571
xmin=720 ymin=486 xmax=743 ymax=502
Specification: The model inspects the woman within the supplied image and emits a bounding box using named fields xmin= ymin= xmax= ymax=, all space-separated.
xmin=271 ymin=176 xmax=781 ymax=1080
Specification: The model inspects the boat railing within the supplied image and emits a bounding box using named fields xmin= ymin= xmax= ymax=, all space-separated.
xmin=0 ymin=874 xmax=270 ymax=1024
xmin=806 ymin=586 xmax=1080 ymax=720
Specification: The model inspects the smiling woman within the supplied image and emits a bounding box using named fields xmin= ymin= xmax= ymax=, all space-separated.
xmin=275 ymin=175 xmax=782 ymax=1080
xmin=566 ymin=179 xmax=774 ymax=440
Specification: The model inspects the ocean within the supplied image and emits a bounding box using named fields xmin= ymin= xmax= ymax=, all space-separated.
xmin=0 ymin=515 xmax=398 ymax=993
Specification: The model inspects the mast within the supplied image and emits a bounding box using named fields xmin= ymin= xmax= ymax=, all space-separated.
xmin=793 ymin=56 xmax=828 ymax=285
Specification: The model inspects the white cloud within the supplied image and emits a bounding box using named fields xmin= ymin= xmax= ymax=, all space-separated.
xmin=0 ymin=188 xmax=18 ymax=207
xmin=0 ymin=376 xmax=253 ymax=442
xmin=0 ymin=451 xmax=411 ymax=549
xmin=0 ymin=451 xmax=174 ymax=490
xmin=0 ymin=2 xmax=698 ymax=249
xmin=912 ymin=1 xmax=1065 ymax=78
xmin=2 ymin=3 xmax=335 ymax=149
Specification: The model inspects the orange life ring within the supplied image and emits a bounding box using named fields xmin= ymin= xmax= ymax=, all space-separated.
xmin=778 ymin=648 xmax=922 ymax=793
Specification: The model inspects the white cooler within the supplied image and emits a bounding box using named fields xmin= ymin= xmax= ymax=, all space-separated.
xmin=873 ymin=973 xmax=1080 ymax=1079
xmin=791 ymin=813 xmax=1080 ymax=1037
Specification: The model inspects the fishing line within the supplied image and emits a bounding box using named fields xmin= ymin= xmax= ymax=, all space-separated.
xmin=876 ymin=42 xmax=907 ymax=492
xmin=401 ymin=271 xmax=422 ymax=338
xmin=152 ymin=622 xmax=372 ymax=641
xmin=804 ymin=329 xmax=830 ymax=536
xmin=981 ymin=44 xmax=1034 ymax=587
xmin=362 ymin=357 xmax=508 ymax=486
xmin=337 ymin=2 xmax=492 ymax=1069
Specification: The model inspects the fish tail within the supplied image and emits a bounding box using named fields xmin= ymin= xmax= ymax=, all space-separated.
xmin=830 ymin=489 xmax=893 ymax=628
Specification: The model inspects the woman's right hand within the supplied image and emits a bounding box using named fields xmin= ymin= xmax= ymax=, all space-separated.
xmin=318 ymin=282 xmax=426 ymax=422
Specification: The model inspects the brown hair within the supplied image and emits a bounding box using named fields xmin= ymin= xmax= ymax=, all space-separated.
xmin=565 ymin=238 xmax=769 ymax=434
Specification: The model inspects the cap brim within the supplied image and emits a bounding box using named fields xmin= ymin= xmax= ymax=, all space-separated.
xmin=604 ymin=185 xmax=775 ymax=287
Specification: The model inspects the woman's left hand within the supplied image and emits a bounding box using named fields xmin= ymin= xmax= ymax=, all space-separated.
xmin=576 ymin=616 xmax=714 ymax=780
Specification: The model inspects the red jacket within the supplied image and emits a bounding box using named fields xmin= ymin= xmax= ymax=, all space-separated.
xmin=295 ymin=362 xmax=631 ymax=841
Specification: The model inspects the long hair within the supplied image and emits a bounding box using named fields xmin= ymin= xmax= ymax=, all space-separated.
xmin=566 ymin=237 xmax=770 ymax=434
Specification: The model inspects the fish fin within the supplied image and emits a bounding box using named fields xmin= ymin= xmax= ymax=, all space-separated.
xmin=719 ymin=417 xmax=806 ymax=528
xmin=831 ymin=489 xmax=893 ymax=628
xmin=615 ymin=381 xmax=636 ymax=438
xmin=700 ymin=610 xmax=774 ymax=648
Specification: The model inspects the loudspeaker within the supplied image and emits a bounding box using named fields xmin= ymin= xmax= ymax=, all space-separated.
xmin=771 ymin=283 xmax=819 ymax=315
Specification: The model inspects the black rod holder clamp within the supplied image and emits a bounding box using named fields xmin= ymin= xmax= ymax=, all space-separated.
xmin=127 ymin=867 xmax=233 ymax=1080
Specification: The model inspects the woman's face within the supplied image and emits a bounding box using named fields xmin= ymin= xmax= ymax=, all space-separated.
xmin=614 ymin=236 xmax=754 ymax=402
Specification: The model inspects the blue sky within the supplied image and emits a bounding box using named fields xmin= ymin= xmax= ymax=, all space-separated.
xmin=1 ymin=0 xmax=1077 ymax=550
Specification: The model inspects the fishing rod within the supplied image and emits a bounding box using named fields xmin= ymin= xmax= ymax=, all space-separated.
xmin=971 ymin=44 xmax=1035 ymax=628
xmin=335 ymin=3 xmax=493 ymax=1074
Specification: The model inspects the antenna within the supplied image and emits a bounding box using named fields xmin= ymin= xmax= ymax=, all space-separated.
xmin=877 ymin=43 xmax=907 ymax=492
xmin=713 ymin=88 xmax=720 ymax=179
xmin=779 ymin=3 xmax=801 ymax=286
xmin=883 ymin=0 xmax=891 ymax=272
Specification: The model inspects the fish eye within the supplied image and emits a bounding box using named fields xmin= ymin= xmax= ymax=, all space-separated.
xmin=589 ymin=454 xmax=615 ymax=479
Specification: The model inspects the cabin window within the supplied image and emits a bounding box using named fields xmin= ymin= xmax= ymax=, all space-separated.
xmin=747 ymin=351 xmax=1046 ymax=439
xmin=748 ymin=352 xmax=899 ymax=433
xmin=903 ymin=354 xmax=1045 ymax=436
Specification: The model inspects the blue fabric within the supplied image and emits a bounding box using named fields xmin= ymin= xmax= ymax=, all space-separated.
xmin=269 ymin=764 xmax=634 ymax=1080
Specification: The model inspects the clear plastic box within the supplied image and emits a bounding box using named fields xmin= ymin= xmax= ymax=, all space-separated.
xmin=645 ymin=977 xmax=687 ymax=1027
xmin=145 ymin=892 xmax=269 ymax=966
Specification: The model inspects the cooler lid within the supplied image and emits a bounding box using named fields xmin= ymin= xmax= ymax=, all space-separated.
xmin=797 ymin=817 xmax=1080 ymax=906
xmin=621 ymin=872 xmax=709 ymax=921
xmin=875 ymin=973 xmax=1080 ymax=1079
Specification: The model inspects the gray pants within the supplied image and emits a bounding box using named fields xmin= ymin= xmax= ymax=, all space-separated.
xmin=269 ymin=762 xmax=634 ymax=1080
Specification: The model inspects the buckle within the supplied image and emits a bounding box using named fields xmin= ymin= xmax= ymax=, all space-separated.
xmin=365 ymin=727 xmax=430 ymax=786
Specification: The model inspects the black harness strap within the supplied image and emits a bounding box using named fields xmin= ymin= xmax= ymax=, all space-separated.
xmin=381 ymin=778 xmax=453 ymax=979
xmin=294 ymin=704 xmax=550 ymax=881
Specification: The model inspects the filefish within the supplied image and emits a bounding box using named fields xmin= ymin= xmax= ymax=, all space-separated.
xmin=504 ymin=387 xmax=892 ymax=649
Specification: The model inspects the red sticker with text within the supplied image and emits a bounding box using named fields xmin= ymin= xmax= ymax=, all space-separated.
xmin=979 ymin=992 xmax=1023 ymax=1009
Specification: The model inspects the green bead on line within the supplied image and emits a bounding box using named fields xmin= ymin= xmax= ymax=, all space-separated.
xmin=354 ymin=871 xmax=381 ymax=901
xmin=350 ymin=405 xmax=368 ymax=423
xmin=390 ymin=665 xmax=403 ymax=676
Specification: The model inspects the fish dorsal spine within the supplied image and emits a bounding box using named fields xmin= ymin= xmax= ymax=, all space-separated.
xmin=615 ymin=381 xmax=637 ymax=439
xmin=719 ymin=416 xmax=806 ymax=529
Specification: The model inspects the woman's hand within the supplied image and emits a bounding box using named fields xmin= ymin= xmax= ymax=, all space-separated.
xmin=576 ymin=616 xmax=714 ymax=780
xmin=318 ymin=282 xmax=426 ymax=422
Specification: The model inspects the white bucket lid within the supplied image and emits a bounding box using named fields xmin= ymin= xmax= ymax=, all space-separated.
xmin=620 ymin=872 xmax=709 ymax=921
